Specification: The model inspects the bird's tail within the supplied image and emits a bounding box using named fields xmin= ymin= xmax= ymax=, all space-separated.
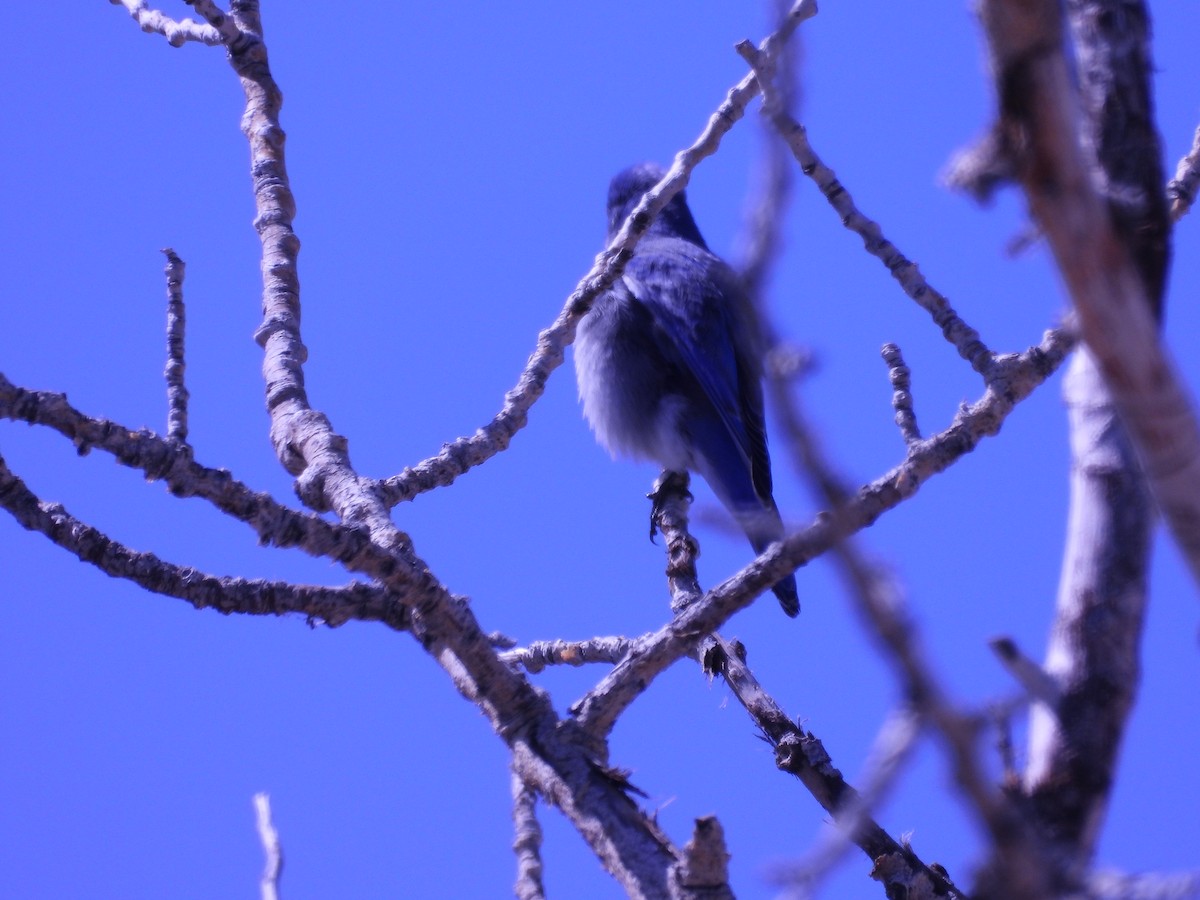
xmin=740 ymin=506 xmax=799 ymax=617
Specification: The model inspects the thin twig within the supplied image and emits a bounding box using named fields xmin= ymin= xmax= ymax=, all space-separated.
xmin=1167 ymin=123 xmax=1200 ymax=221
xmin=882 ymin=343 xmax=921 ymax=445
xmin=162 ymin=249 xmax=189 ymax=443
xmin=253 ymin=793 xmax=283 ymax=900
xmin=108 ymin=0 xmax=223 ymax=46
xmin=501 ymin=638 xmax=634 ymax=673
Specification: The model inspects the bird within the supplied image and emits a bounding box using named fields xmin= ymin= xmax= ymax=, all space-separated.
xmin=574 ymin=162 xmax=799 ymax=616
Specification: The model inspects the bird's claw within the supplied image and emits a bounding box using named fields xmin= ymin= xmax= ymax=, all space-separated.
xmin=647 ymin=470 xmax=692 ymax=542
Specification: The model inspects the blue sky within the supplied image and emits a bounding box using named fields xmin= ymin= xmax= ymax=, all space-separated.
xmin=2 ymin=2 xmax=1198 ymax=897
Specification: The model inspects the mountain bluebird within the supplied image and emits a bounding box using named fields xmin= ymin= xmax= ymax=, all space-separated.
xmin=575 ymin=163 xmax=799 ymax=616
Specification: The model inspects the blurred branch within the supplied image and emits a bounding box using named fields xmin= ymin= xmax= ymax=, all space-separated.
xmin=989 ymin=636 xmax=1061 ymax=709
xmin=671 ymin=817 xmax=733 ymax=900
xmin=253 ymin=793 xmax=283 ymax=900
xmin=972 ymin=0 xmax=1173 ymax=876
xmin=1086 ymin=869 xmax=1200 ymax=900
xmin=511 ymin=772 xmax=546 ymax=900
xmin=109 ymin=0 xmax=223 ymax=46
xmin=734 ymin=0 xmax=798 ymax=303
xmin=729 ymin=37 xmax=961 ymax=893
xmin=977 ymin=0 xmax=1200 ymax=589
xmin=1167 ymin=122 xmax=1200 ymax=221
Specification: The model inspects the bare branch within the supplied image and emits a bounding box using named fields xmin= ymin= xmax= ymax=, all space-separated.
xmin=770 ymin=707 xmax=924 ymax=898
xmin=972 ymin=0 xmax=1171 ymax=874
xmin=109 ymin=0 xmax=223 ymax=47
xmin=735 ymin=41 xmax=995 ymax=378
xmin=253 ymin=793 xmax=283 ymax=900
xmin=644 ymin=460 xmax=952 ymax=894
xmin=511 ymin=772 xmax=546 ymax=900
xmin=0 ymin=380 xmax=666 ymax=887
xmin=501 ymin=637 xmax=634 ymax=674
xmin=84 ymin=11 xmax=838 ymax=890
xmin=0 ymin=451 xmax=405 ymax=629
xmin=1025 ymin=351 xmax=1152 ymax=857
xmin=821 ymin=518 xmax=1048 ymax=896
xmin=708 ymin=638 xmax=963 ymax=898
xmin=0 ymin=375 xmax=404 ymax=586
xmin=881 ymin=343 xmax=921 ymax=446
xmin=508 ymin=731 xmax=683 ymax=899
xmin=162 ymin=249 xmax=189 ymax=444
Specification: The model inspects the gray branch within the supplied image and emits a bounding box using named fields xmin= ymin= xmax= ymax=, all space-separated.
xmin=501 ymin=637 xmax=634 ymax=674
xmin=770 ymin=708 xmax=922 ymax=898
xmin=651 ymin=475 xmax=954 ymax=897
xmin=881 ymin=343 xmax=921 ymax=446
xmin=972 ymin=0 xmax=1171 ymax=877
xmin=708 ymin=637 xmax=963 ymax=898
xmin=0 ymin=451 xmax=403 ymax=628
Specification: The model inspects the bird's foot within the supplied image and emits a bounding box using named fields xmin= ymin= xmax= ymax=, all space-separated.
xmin=648 ymin=470 xmax=692 ymax=542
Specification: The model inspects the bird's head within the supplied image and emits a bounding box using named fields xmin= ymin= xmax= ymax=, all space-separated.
xmin=605 ymin=163 xmax=708 ymax=248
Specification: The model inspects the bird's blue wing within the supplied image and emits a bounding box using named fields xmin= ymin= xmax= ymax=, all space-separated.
xmin=623 ymin=241 xmax=773 ymax=505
